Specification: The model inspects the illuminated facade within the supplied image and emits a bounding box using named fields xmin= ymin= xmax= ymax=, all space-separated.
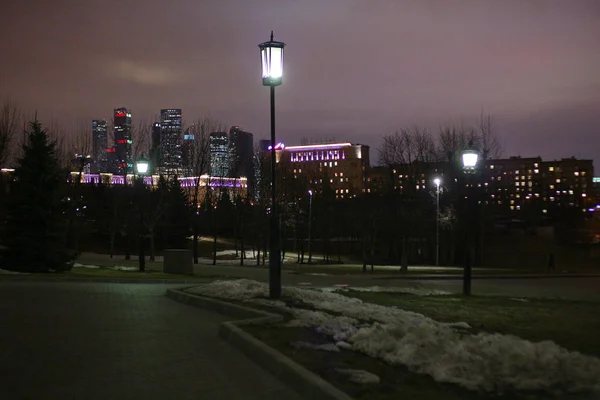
xmin=69 ymin=173 xmax=247 ymax=203
xmin=279 ymin=142 xmax=370 ymax=198
xmin=159 ymin=109 xmax=183 ymax=176
xmin=91 ymin=120 xmax=108 ymax=173
xmin=113 ymin=108 xmax=132 ymax=175
xmin=373 ymin=155 xmax=594 ymax=214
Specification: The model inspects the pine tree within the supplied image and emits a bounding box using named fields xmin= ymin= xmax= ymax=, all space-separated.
xmin=2 ymin=120 xmax=74 ymax=272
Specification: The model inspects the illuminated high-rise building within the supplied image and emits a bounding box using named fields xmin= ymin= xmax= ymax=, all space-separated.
xmin=210 ymin=131 xmax=229 ymax=177
xmin=150 ymin=122 xmax=161 ymax=175
xmin=113 ymin=108 xmax=132 ymax=175
xmin=159 ymin=109 xmax=183 ymax=176
xmin=91 ymin=119 xmax=108 ymax=173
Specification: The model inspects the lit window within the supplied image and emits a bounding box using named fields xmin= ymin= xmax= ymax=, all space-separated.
xmin=340 ymin=178 xmax=343 ymax=183
xmin=582 ymin=171 xmax=586 ymax=176
xmin=490 ymin=165 xmax=494 ymax=169
xmin=515 ymin=182 xmax=519 ymax=187
xmin=340 ymin=173 xmax=344 ymax=177
xmin=346 ymin=189 xmax=349 ymax=193
xmin=556 ymin=178 xmax=561 ymax=183
xmin=550 ymin=185 xmax=554 ymax=189
xmin=549 ymin=167 xmax=554 ymax=172
xmin=299 ymin=169 xmax=302 ymax=173
xmin=542 ymin=209 xmax=547 ymax=213
xmin=335 ymin=172 xmax=338 ymax=177
xmin=534 ymin=163 xmax=539 ymax=168
xmin=334 ymin=162 xmax=337 ymax=166
xmin=534 ymin=169 xmax=539 ymax=173
xmin=574 ymin=171 xmax=580 ymax=176
xmin=329 ymin=162 xmax=332 ymax=167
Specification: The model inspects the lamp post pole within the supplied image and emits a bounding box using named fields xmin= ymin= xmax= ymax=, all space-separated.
xmin=269 ymin=84 xmax=281 ymax=298
xmin=135 ymin=155 xmax=149 ymax=273
xmin=308 ymin=190 xmax=313 ymax=264
xmin=434 ymin=178 xmax=440 ymax=267
xmin=461 ymin=147 xmax=479 ymax=296
xmin=259 ymin=31 xmax=286 ymax=299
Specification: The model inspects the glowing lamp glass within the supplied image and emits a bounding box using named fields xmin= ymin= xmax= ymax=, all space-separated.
xmin=258 ymin=33 xmax=286 ymax=86
xmin=462 ymin=152 xmax=479 ymax=170
xmin=136 ymin=160 xmax=149 ymax=175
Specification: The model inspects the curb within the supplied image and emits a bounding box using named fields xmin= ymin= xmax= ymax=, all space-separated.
xmin=166 ymin=288 xmax=353 ymax=400
xmin=372 ymin=273 xmax=600 ymax=281
xmin=0 ymin=276 xmax=209 ymax=284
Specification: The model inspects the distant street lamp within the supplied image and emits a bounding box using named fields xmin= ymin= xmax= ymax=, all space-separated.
xmin=307 ymin=190 xmax=313 ymax=264
xmin=135 ymin=154 xmax=150 ymax=272
xmin=461 ymin=146 xmax=480 ymax=296
xmin=433 ymin=178 xmax=441 ymax=267
xmin=259 ymin=31 xmax=286 ymax=299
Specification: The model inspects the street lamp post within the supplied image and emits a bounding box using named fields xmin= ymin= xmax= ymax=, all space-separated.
xmin=135 ymin=154 xmax=149 ymax=272
xmin=307 ymin=190 xmax=313 ymax=264
xmin=461 ymin=147 xmax=479 ymax=296
xmin=259 ymin=31 xmax=286 ymax=299
xmin=433 ymin=178 xmax=441 ymax=266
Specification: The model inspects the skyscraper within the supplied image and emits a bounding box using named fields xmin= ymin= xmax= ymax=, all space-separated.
xmin=91 ymin=119 xmax=108 ymax=173
xmin=151 ymin=122 xmax=161 ymax=175
xmin=159 ymin=109 xmax=183 ymax=176
xmin=228 ymin=126 xmax=254 ymax=196
xmin=210 ymin=131 xmax=229 ymax=177
xmin=182 ymin=126 xmax=195 ymax=177
xmin=113 ymin=108 xmax=132 ymax=175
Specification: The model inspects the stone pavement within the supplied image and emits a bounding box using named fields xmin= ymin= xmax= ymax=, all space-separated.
xmin=0 ymin=282 xmax=303 ymax=400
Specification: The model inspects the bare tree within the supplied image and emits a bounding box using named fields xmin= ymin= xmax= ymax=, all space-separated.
xmin=0 ymin=99 xmax=21 ymax=167
xmin=187 ymin=116 xmax=224 ymax=263
xmin=478 ymin=112 xmax=502 ymax=161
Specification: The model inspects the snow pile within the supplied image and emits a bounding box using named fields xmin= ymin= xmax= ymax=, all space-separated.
xmin=112 ymin=265 xmax=138 ymax=271
xmin=290 ymin=341 xmax=340 ymax=352
xmin=0 ymin=269 xmax=25 ymax=275
xmin=334 ymin=286 xmax=452 ymax=296
xmin=335 ymin=369 xmax=380 ymax=384
xmin=186 ymin=279 xmax=600 ymax=396
xmin=73 ymin=263 xmax=100 ymax=269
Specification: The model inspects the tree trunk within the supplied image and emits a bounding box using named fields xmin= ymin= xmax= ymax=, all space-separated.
xmin=125 ymin=230 xmax=131 ymax=260
xmin=256 ymin=238 xmax=261 ymax=266
xmin=212 ymin=234 xmax=217 ymax=265
xmin=337 ymin=236 xmax=342 ymax=264
xmin=240 ymin=229 xmax=245 ymax=266
xmin=193 ymin=222 xmax=199 ymax=264
xmin=400 ymin=239 xmax=409 ymax=273
xmin=149 ymin=228 xmax=156 ymax=262
xmin=109 ymin=231 xmax=115 ymax=259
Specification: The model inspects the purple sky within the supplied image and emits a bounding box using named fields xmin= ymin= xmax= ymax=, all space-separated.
xmin=1 ymin=0 xmax=599 ymax=166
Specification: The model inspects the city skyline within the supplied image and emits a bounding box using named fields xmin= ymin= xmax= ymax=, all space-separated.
xmin=1 ymin=1 xmax=599 ymax=165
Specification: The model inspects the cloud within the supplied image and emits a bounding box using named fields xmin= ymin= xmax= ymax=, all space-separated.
xmin=109 ymin=60 xmax=185 ymax=86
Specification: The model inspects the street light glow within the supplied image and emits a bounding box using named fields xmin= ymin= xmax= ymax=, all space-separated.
xmin=434 ymin=178 xmax=441 ymax=186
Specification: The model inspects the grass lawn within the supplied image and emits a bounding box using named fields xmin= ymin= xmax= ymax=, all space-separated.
xmin=346 ymin=292 xmax=600 ymax=357
xmin=242 ymin=291 xmax=599 ymax=400
xmin=283 ymin=264 xmax=529 ymax=276
xmin=66 ymin=267 xmax=219 ymax=280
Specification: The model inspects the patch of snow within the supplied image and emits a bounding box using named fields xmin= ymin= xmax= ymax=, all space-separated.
xmin=112 ymin=266 xmax=138 ymax=271
xmin=0 ymin=269 xmax=25 ymax=275
xmin=290 ymin=341 xmax=340 ymax=352
xmin=185 ymin=279 xmax=600 ymax=396
xmin=335 ymin=369 xmax=380 ymax=384
xmin=510 ymin=298 xmax=530 ymax=302
xmin=335 ymin=286 xmax=452 ymax=296
xmin=336 ymin=341 xmax=353 ymax=350
xmin=73 ymin=263 xmax=101 ymax=269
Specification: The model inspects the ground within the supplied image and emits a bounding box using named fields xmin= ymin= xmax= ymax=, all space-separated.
xmin=0 ymin=282 xmax=302 ymax=400
xmin=187 ymin=280 xmax=600 ymax=400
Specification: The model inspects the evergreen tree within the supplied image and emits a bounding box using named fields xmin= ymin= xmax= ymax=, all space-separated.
xmin=163 ymin=178 xmax=190 ymax=249
xmin=2 ymin=120 xmax=74 ymax=272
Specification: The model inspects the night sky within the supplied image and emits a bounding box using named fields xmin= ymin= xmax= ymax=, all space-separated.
xmin=1 ymin=0 xmax=599 ymax=165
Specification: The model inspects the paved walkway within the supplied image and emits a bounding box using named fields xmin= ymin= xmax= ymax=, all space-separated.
xmin=0 ymin=282 xmax=302 ymax=400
